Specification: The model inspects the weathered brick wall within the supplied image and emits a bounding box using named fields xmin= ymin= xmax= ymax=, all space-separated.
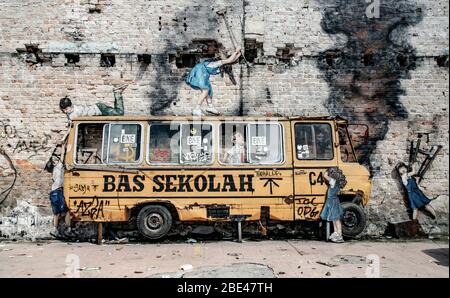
xmin=0 ymin=0 xmax=448 ymax=239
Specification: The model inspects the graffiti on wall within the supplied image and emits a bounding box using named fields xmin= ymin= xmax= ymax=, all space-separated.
xmin=0 ymin=119 xmax=52 ymax=156
xmin=317 ymin=0 xmax=423 ymax=170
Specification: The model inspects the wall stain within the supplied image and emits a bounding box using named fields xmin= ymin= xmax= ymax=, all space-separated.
xmin=317 ymin=0 xmax=423 ymax=170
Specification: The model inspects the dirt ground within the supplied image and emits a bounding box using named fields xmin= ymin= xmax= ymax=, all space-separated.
xmin=0 ymin=239 xmax=448 ymax=278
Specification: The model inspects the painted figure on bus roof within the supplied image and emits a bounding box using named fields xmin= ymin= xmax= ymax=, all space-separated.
xmin=59 ymin=84 xmax=128 ymax=121
xmin=186 ymin=47 xmax=241 ymax=116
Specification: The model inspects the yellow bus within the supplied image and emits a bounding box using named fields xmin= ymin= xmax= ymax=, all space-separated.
xmin=63 ymin=115 xmax=371 ymax=240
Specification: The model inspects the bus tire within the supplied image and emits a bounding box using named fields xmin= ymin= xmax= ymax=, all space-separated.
xmin=137 ymin=205 xmax=173 ymax=240
xmin=341 ymin=202 xmax=366 ymax=238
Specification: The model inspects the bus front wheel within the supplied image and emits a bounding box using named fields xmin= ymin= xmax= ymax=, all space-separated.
xmin=341 ymin=202 xmax=366 ymax=238
xmin=137 ymin=205 xmax=173 ymax=240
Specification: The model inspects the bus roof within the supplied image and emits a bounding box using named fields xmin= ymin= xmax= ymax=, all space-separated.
xmin=70 ymin=115 xmax=349 ymax=123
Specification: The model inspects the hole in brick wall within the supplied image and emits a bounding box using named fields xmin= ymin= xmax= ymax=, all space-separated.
xmin=323 ymin=50 xmax=342 ymax=67
xmin=88 ymin=6 xmax=101 ymax=13
xmin=363 ymin=52 xmax=374 ymax=66
xmin=100 ymin=54 xmax=115 ymax=67
xmin=189 ymin=39 xmax=222 ymax=57
xmin=244 ymin=38 xmax=264 ymax=63
xmin=276 ymin=43 xmax=297 ymax=64
xmin=397 ymin=53 xmax=408 ymax=67
xmin=65 ymin=53 xmax=80 ymax=65
xmin=435 ymin=55 xmax=449 ymax=67
xmin=21 ymin=43 xmax=45 ymax=64
xmin=176 ymin=54 xmax=197 ymax=68
xmin=137 ymin=54 xmax=152 ymax=64
xmin=396 ymin=51 xmax=417 ymax=68
xmin=170 ymin=39 xmax=223 ymax=68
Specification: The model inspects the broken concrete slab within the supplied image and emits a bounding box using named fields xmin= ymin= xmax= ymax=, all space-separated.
xmin=148 ymin=263 xmax=276 ymax=278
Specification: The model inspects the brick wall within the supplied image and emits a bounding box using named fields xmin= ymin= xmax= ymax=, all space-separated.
xmin=0 ymin=0 xmax=448 ymax=239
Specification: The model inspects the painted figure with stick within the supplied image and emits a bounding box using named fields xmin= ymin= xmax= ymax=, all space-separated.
xmin=186 ymin=47 xmax=241 ymax=116
xmin=396 ymin=162 xmax=437 ymax=220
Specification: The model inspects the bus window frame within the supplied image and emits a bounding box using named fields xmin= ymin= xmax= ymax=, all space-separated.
xmin=104 ymin=122 xmax=144 ymax=166
xmin=147 ymin=122 xmax=181 ymax=166
xmin=73 ymin=122 xmax=109 ymax=166
xmin=294 ymin=122 xmax=334 ymax=161
xmin=179 ymin=121 xmax=215 ymax=166
xmin=218 ymin=121 xmax=285 ymax=166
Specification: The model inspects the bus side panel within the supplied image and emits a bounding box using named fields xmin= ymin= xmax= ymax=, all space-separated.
xmin=65 ymin=169 xmax=295 ymax=222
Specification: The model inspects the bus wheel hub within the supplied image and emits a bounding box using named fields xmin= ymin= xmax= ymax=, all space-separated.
xmin=147 ymin=213 xmax=163 ymax=229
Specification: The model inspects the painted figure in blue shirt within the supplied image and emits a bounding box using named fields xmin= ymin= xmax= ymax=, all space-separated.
xmin=397 ymin=162 xmax=436 ymax=220
xmin=186 ymin=47 xmax=241 ymax=116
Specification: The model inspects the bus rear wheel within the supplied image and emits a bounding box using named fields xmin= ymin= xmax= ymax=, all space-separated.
xmin=341 ymin=202 xmax=366 ymax=238
xmin=137 ymin=205 xmax=173 ymax=240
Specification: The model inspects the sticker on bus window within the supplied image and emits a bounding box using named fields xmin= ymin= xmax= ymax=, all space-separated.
xmin=251 ymin=136 xmax=266 ymax=146
xmin=120 ymin=134 xmax=136 ymax=144
xmin=297 ymin=144 xmax=310 ymax=159
xmin=187 ymin=136 xmax=202 ymax=146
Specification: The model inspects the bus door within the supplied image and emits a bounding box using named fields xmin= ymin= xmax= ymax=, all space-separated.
xmin=291 ymin=121 xmax=338 ymax=220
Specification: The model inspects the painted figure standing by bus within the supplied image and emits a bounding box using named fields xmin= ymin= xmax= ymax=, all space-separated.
xmin=320 ymin=167 xmax=347 ymax=243
xmin=44 ymin=145 xmax=73 ymax=238
xmin=186 ymin=47 xmax=241 ymax=116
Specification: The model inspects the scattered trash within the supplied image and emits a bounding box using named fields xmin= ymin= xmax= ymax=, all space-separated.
xmin=8 ymin=254 xmax=32 ymax=258
xmin=325 ymin=271 xmax=331 ymax=276
xmin=180 ymin=264 xmax=194 ymax=271
xmin=156 ymin=255 xmax=162 ymax=258
xmin=278 ymin=271 xmax=285 ymax=275
xmin=186 ymin=238 xmax=197 ymax=244
xmin=316 ymin=261 xmax=338 ymax=268
xmin=331 ymin=255 xmax=368 ymax=265
xmin=116 ymin=247 xmax=123 ymax=251
xmin=227 ymin=252 xmax=241 ymax=257
xmin=134 ymin=271 xmax=143 ymax=274
xmin=297 ymin=265 xmax=301 ymax=269
xmin=78 ymin=266 xmax=101 ymax=271
xmin=104 ymin=238 xmax=129 ymax=244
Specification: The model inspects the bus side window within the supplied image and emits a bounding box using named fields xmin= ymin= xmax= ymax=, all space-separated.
xmin=247 ymin=123 xmax=283 ymax=164
xmin=148 ymin=123 xmax=180 ymax=164
xmin=75 ymin=123 xmax=107 ymax=165
xmin=180 ymin=123 xmax=213 ymax=164
xmin=338 ymin=126 xmax=356 ymax=162
xmin=295 ymin=123 xmax=333 ymax=160
xmin=106 ymin=124 xmax=142 ymax=164
xmin=220 ymin=123 xmax=248 ymax=164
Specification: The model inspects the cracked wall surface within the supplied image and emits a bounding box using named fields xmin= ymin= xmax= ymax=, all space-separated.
xmin=0 ymin=0 xmax=448 ymax=239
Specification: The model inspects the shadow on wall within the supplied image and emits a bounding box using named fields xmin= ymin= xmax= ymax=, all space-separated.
xmin=316 ymin=0 xmax=424 ymax=171
xmin=148 ymin=4 xmax=225 ymax=115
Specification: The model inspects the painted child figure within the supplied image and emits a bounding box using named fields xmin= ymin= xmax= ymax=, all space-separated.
xmin=59 ymin=84 xmax=128 ymax=121
xmin=320 ymin=167 xmax=347 ymax=243
xmin=396 ymin=162 xmax=436 ymax=220
xmin=186 ymin=47 xmax=241 ymax=116
xmin=44 ymin=145 xmax=73 ymax=238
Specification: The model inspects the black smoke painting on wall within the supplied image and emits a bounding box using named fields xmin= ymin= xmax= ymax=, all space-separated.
xmin=317 ymin=0 xmax=423 ymax=171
